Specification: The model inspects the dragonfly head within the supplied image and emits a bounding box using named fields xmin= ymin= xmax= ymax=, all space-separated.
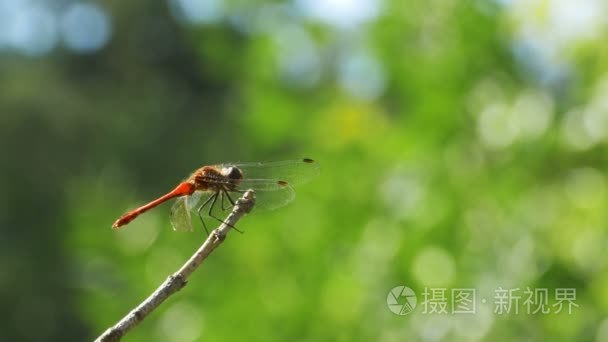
xmin=222 ymin=166 xmax=244 ymax=183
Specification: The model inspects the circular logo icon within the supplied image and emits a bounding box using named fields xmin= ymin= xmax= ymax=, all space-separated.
xmin=387 ymin=286 xmax=417 ymax=315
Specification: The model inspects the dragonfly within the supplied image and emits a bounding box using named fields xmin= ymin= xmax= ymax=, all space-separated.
xmin=112 ymin=158 xmax=319 ymax=233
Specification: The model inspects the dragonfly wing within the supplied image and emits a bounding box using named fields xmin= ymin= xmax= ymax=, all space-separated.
xmin=232 ymin=179 xmax=295 ymax=211
xmin=223 ymin=158 xmax=320 ymax=187
xmin=169 ymin=191 xmax=211 ymax=232
xmin=170 ymin=197 xmax=194 ymax=232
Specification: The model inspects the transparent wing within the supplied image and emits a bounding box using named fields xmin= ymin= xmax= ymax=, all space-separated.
xmin=230 ymin=179 xmax=295 ymax=211
xmin=221 ymin=158 xmax=320 ymax=186
xmin=170 ymin=197 xmax=193 ymax=232
xmin=170 ymin=191 xmax=213 ymax=232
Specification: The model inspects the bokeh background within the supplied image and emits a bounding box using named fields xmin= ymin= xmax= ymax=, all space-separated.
xmin=2 ymin=0 xmax=608 ymax=341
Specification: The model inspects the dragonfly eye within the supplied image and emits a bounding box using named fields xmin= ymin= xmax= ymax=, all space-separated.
xmin=227 ymin=167 xmax=243 ymax=180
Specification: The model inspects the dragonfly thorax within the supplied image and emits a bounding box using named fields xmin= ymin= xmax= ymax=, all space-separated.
xmin=193 ymin=165 xmax=242 ymax=192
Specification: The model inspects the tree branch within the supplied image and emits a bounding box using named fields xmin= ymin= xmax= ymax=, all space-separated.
xmin=95 ymin=190 xmax=256 ymax=342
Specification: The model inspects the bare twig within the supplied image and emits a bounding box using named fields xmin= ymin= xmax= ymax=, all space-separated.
xmin=95 ymin=190 xmax=256 ymax=342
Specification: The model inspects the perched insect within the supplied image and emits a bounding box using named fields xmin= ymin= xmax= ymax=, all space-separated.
xmin=112 ymin=158 xmax=319 ymax=233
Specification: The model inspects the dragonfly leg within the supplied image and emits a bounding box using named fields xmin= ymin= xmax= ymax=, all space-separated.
xmin=220 ymin=191 xmax=229 ymax=211
xmin=224 ymin=190 xmax=236 ymax=206
xmin=208 ymin=192 xmax=243 ymax=234
xmin=220 ymin=189 xmax=236 ymax=212
xmin=197 ymin=192 xmax=218 ymax=235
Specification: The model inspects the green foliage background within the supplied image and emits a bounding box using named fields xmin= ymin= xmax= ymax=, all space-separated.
xmin=1 ymin=0 xmax=608 ymax=341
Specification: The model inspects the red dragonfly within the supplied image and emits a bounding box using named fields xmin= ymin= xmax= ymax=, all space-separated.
xmin=112 ymin=158 xmax=319 ymax=233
